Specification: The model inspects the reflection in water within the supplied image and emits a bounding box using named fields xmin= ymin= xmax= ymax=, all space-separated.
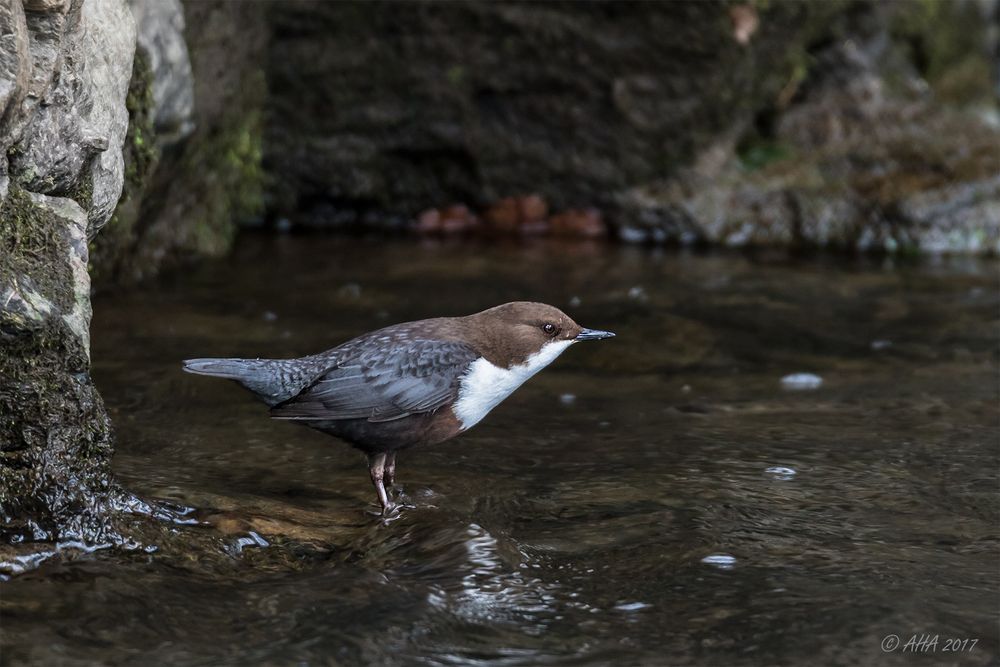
xmin=1 ymin=235 xmax=997 ymax=666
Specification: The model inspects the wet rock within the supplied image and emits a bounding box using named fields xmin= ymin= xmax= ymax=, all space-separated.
xmin=0 ymin=188 xmax=117 ymax=545
xmin=0 ymin=0 xmax=135 ymax=547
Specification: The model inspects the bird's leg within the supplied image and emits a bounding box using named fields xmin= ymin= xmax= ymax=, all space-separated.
xmin=368 ymin=452 xmax=393 ymax=515
xmin=384 ymin=451 xmax=397 ymax=488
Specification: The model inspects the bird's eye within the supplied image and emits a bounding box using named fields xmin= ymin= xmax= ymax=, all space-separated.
xmin=542 ymin=323 xmax=557 ymax=335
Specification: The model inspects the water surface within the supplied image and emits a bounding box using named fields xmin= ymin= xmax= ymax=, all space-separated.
xmin=2 ymin=235 xmax=998 ymax=666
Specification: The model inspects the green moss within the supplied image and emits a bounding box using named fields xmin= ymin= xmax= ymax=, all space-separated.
xmin=0 ymin=185 xmax=116 ymax=542
xmin=89 ymin=47 xmax=158 ymax=284
xmin=737 ymin=140 xmax=794 ymax=171
xmin=0 ymin=315 xmax=115 ymax=541
xmin=891 ymin=0 xmax=995 ymax=106
xmin=72 ymin=172 xmax=94 ymax=212
xmin=178 ymin=69 xmax=266 ymax=255
xmin=446 ymin=64 xmax=466 ymax=86
xmin=0 ymin=187 xmax=73 ymax=315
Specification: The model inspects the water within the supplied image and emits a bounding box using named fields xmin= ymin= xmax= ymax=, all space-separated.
xmin=2 ymin=235 xmax=998 ymax=666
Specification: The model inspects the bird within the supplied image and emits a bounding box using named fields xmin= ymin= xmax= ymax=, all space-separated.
xmin=182 ymin=302 xmax=614 ymax=514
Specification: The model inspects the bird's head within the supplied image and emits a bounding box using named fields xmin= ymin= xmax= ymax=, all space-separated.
xmin=467 ymin=301 xmax=614 ymax=368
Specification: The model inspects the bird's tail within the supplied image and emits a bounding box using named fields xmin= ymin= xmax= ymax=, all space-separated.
xmin=182 ymin=357 xmax=308 ymax=407
xmin=182 ymin=358 xmax=260 ymax=380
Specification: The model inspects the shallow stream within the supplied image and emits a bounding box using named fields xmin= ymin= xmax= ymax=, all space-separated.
xmin=2 ymin=235 xmax=998 ymax=666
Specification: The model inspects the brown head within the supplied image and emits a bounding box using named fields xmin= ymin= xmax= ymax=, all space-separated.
xmin=463 ymin=301 xmax=614 ymax=368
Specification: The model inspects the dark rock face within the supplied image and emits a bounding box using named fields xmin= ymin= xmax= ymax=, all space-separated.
xmin=265 ymin=1 xmax=839 ymax=220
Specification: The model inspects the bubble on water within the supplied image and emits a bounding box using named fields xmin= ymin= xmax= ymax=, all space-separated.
xmin=627 ymin=285 xmax=647 ymax=301
xmin=559 ymin=393 xmax=576 ymax=405
xmin=262 ymin=310 xmax=278 ymax=322
xmin=765 ymin=466 xmax=797 ymax=480
xmin=871 ymin=339 xmax=892 ymax=350
xmin=614 ymin=601 xmax=651 ymax=612
xmin=569 ymin=296 xmax=582 ymax=307
xmin=701 ymin=554 xmax=737 ymax=569
xmin=780 ymin=373 xmax=823 ymax=390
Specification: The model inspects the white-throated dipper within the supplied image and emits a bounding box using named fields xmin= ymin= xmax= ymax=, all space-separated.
xmin=183 ymin=302 xmax=614 ymax=514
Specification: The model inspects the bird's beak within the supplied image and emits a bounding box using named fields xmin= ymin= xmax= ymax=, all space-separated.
xmin=575 ymin=328 xmax=615 ymax=341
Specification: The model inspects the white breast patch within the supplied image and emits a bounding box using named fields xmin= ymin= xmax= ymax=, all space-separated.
xmin=452 ymin=339 xmax=575 ymax=430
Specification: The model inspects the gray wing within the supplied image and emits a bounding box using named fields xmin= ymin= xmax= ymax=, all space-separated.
xmin=270 ymin=340 xmax=479 ymax=422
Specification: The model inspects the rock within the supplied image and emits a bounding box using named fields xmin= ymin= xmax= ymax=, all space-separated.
xmin=728 ymin=5 xmax=759 ymax=46
xmin=895 ymin=176 xmax=1000 ymax=254
xmin=613 ymin=187 xmax=702 ymax=245
xmin=439 ymin=203 xmax=477 ymax=233
xmin=483 ymin=197 xmax=520 ymax=233
xmin=482 ymin=194 xmax=556 ymax=235
xmin=517 ymin=194 xmax=548 ymax=224
xmin=26 ymin=191 xmax=92 ymax=351
xmin=10 ymin=0 xmax=135 ymax=235
xmin=515 ymin=194 xmax=549 ymax=235
xmin=415 ymin=207 xmax=442 ymax=234
xmin=0 ymin=186 xmax=117 ymax=545
xmin=22 ymin=0 xmax=69 ymax=10
xmin=89 ymin=0 xmax=267 ymax=285
xmin=266 ymin=1 xmax=845 ymax=222
xmin=415 ymin=203 xmax=478 ymax=234
xmin=129 ymin=0 xmax=194 ymax=142
xmin=550 ymin=207 xmax=607 ymax=238
xmin=0 ymin=3 xmax=29 ymax=185
xmin=0 ymin=0 xmax=135 ymax=546
xmin=614 ymin=4 xmax=1000 ymax=255
xmin=95 ymin=0 xmax=266 ymax=284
